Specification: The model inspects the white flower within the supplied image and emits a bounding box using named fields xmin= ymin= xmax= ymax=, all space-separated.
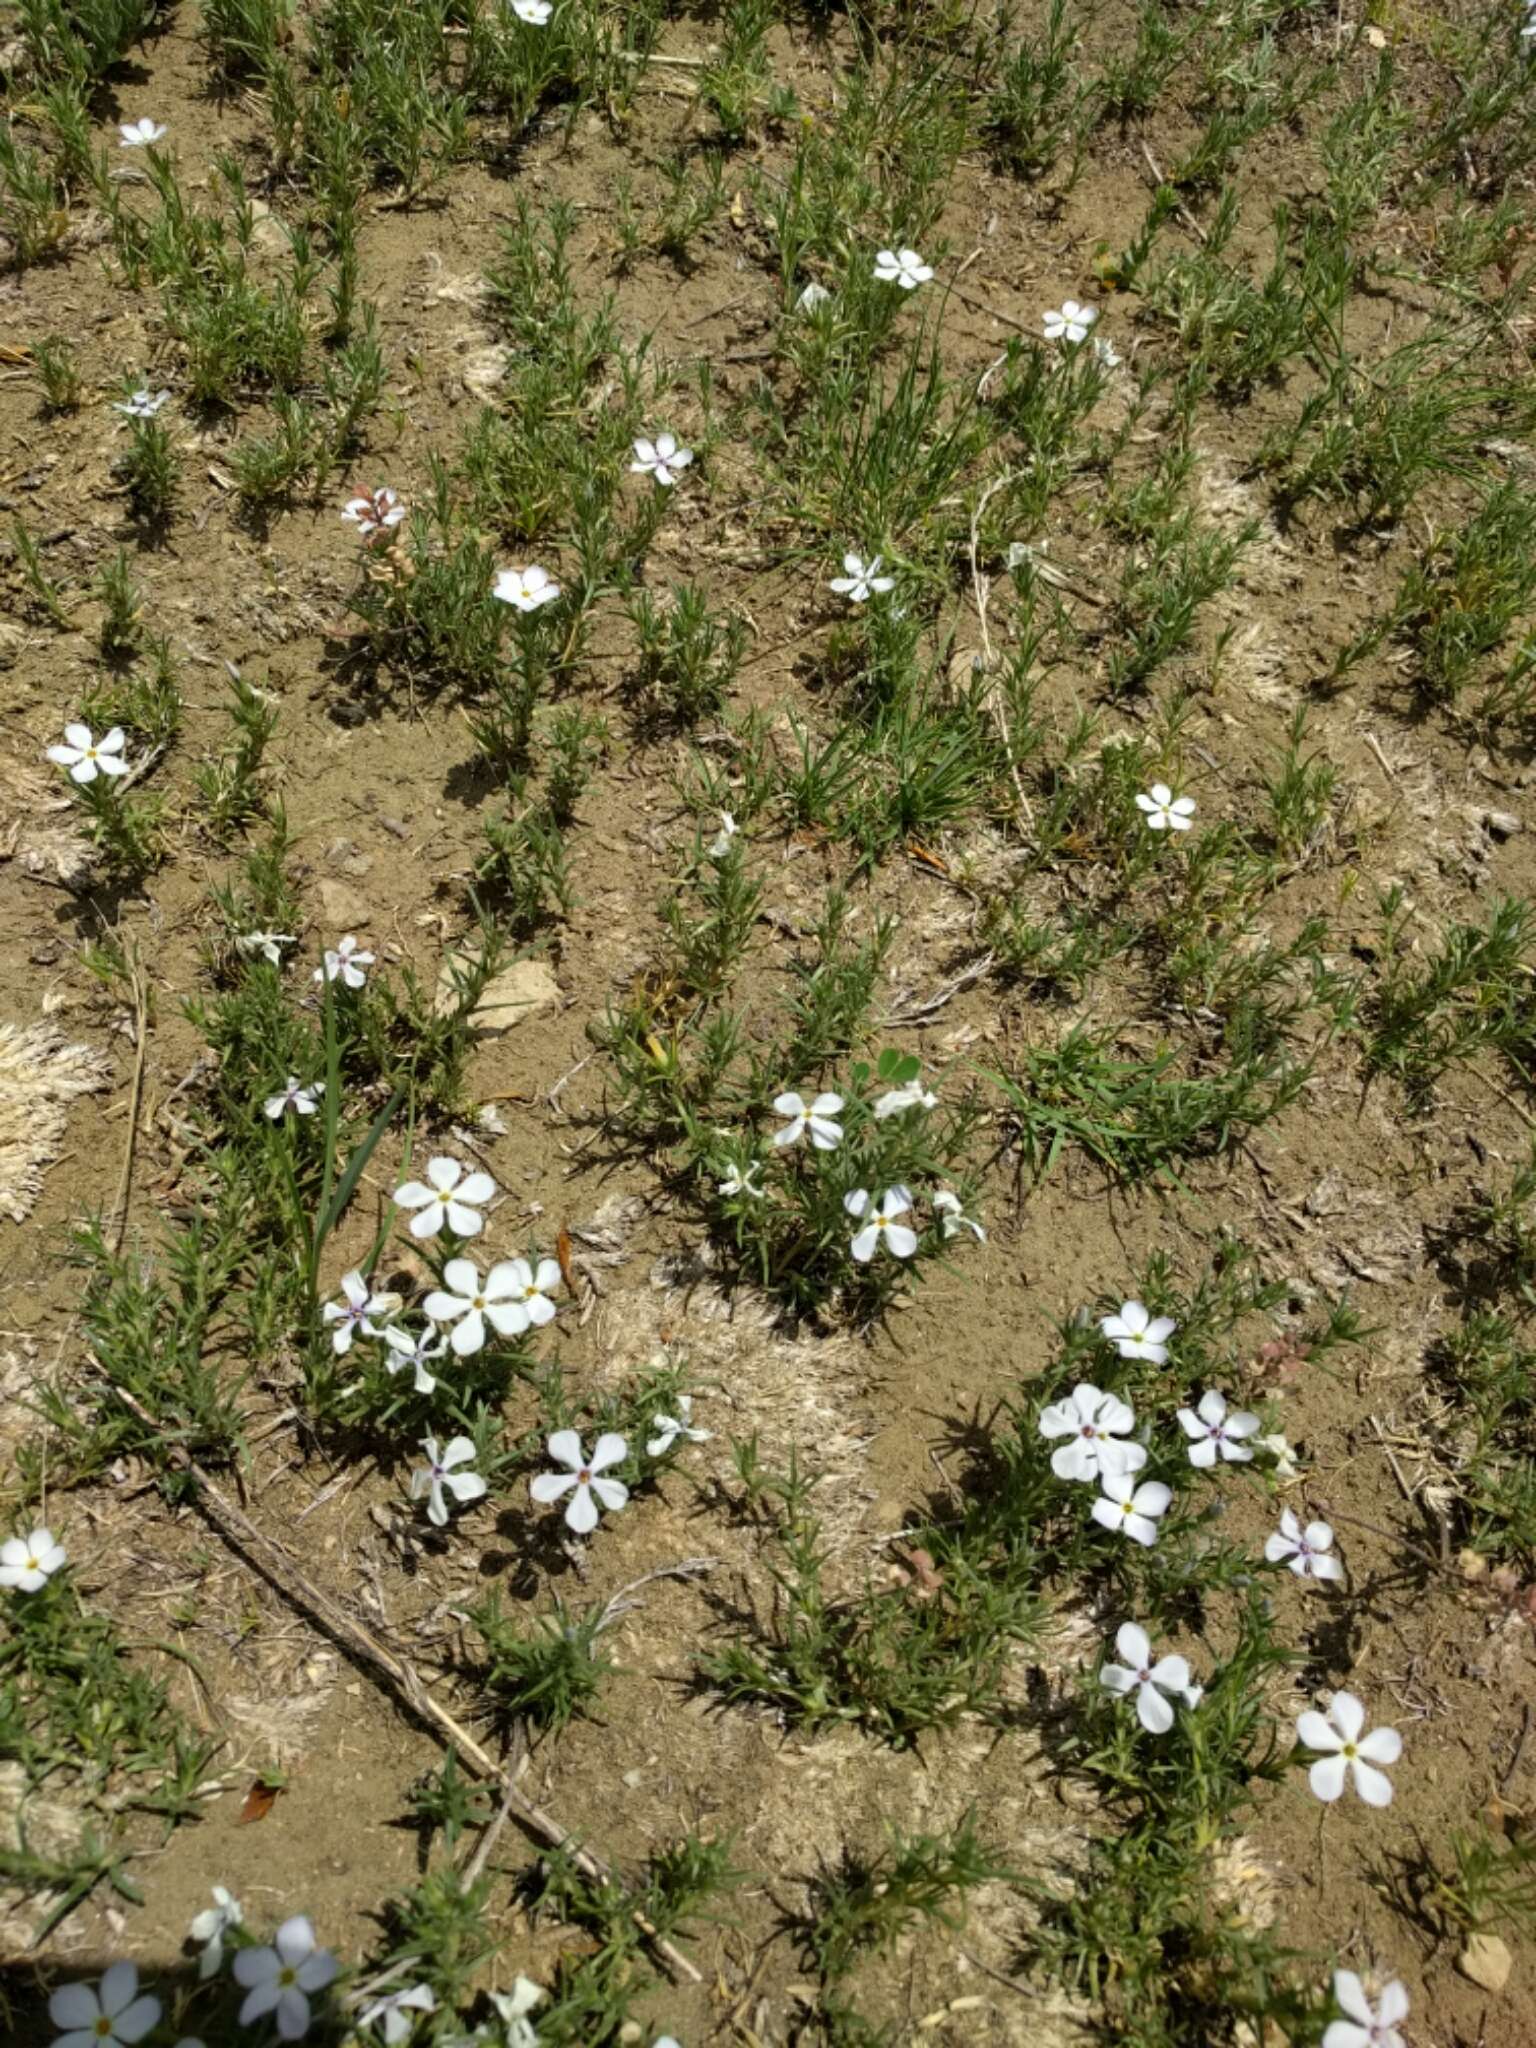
xmin=1178 ymin=1389 xmax=1262 ymax=1468
xmin=935 ymin=1191 xmax=985 ymax=1242
xmin=1099 ymin=1299 xmax=1177 ymax=1364
xmin=492 ymin=564 xmax=560 ymax=611
xmin=119 ymin=118 xmax=166 ymax=146
xmin=873 ymin=247 xmax=933 ymax=289
xmin=359 ymin=1983 xmax=437 ymax=2042
xmin=322 ymin=1268 xmax=390 ymax=1354
xmin=114 ymin=387 xmax=170 ymax=419
xmin=1091 ymin=1470 xmax=1173 ymax=1546
xmin=509 ymin=0 xmax=552 ymax=20
xmin=845 ymin=1184 xmax=918 ymax=1262
xmin=233 ymin=1914 xmax=338 ymax=2039
xmin=393 ymin=1156 xmax=497 ymax=1239
xmin=486 ymin=1978 xmax=544 ymax=2048
xmin=0 ymin=1527 xmax=65 ymax=1592
xmin=314 ymin=933 xmax=374 ymax=989
xmin=1266 ymin=1507 xmax=1342 ymax=1583
xmin=382 ymin=1323 xmax=446 ymax=1395
xmin=1038 ymin=1384 xmax=1147 ymax=1483
xmin=1296 ymin=1692 xmax=1401 ymax=1807
xmin=188 ymin=1885 xmax=243 ymax=1978
xmin=631 ymin=432 xmax=693 ymax=486
xmin=48 ymin=1963 xmax=160 ymax=2048
xmin=238 ymin=930 xmax=296 ymax=966
xmin=708 ymin=811 xmax=738 ymax=858
xmin=1042 ymin=299 xmax=1097 ymax=343
xmin=717 ymin=1163 xmax=763 ymax=1199
xmin=1323 ymin=1972 xmax=1409 ymax=2048
xmin=772 ymin=1090 xmax=844 ymax=1149
xmin=829 ymin=552 xmax=894 ymax=602
xmin=1256 ymin=1430 xmax=1300 ymax=1481
xmin=341 ymin=487 xmax=406 ymax=540
xmin=1099 ymin=1621 xmax=1202 ymax=1733
xmin=47 ymin=723 xmax=128 ymax=785
xmin=647 ymin=1394 xmax=712 ymax=1458
xmin=873 ymin=1078 xmax=937 ymax=1118
xmin=264 ymin=1075 xmax=322 ymax=1120
xmin=1136 ymin=783 xmax=1196 ymax=832
xmin=795 ymin=280 xmax=832 ymax=313
xmin=530 ymin=1429 xmax=629 ymax=1535
xmin=411 ymin=1435 xmax=488 ymax=1527
xmin=423 ymin=1258 xmax=536 ymax=1356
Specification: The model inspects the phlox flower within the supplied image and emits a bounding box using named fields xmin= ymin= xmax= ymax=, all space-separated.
xmin=1265 ymin=1507 xmax=1342 ymax=1582
xmin=359 ymin=1983 xmax=436 ymax=2042
xmin=647 ymin=1394 xmax=712 ymax=1457
xmin=1092 ymin=1470 xmax=1172 ymax=1546
xmin=829 ymin=552 xmax=893 ymax=602
xmin=933 ymin=1190 xmax=985 ymax=1241
xmin=631 ymin=432 xmax=693 ymax=486
xmin=1323 ymin=1972 xmax=1409 ymax=2048
xmin=238 ymin=930 xmax=296 ymax=966
xmin=1038 ymin=1384 xmax=1147 ymax=1483
xmin=322 ymin=1269 xmax=391 ymax=1354
xmin=845 ymin=1185 xmax=917 ymax=1262
xmin=233 ymin=1915 xmax=338 ymax=2040
xmin=188 ymin=1885 xmax=243 ymax=1978
xmin=873 ymin=1078 xmax=937 ymax=1118
xmin=492 ymin=564 xmax=559 ymax=612
xmin=382 ymin=1323 xmax=446 ymax=1394
xmin=411 ymin=1435 xmax=488 ymax=1527
xmin=48 ymin=1963 xmax=160 ymax=2048
xmin=1136 ymin=783 xmax=1197 ymax=832
xmin=1177 ymin=1388 xmax=1262 ymax=1468
xmin=717 ymin=1162 xmax=763 ymax=1199
xmin=1296 ymin=1692 xmax=1401 ymax=1807
xmin=1093 ymin=335 xmax=1122 ymax=369
xmin=264 ymin=1075 xmax=321 ymax=1120
xmin=119 ymin=118 xmax=167 ymax=146
xmin=314 ymin=934 xmax=374 ymax=988
xmin=796 ymin=280 xmax=832 ymax=313
xmin=509 ymin=0 xmax=552 ymax=20
xmin=0 ymin=1527 xmax=65 ymax=1592
xmin=423 ymin=1258 xmax=538 ymax=1355
xmin=48 ymin=723 xmax=128 ymax=785
xmin=772 ymin=1090 xmax=843 ymax=1149
xmin=341 ymin=487 xmax=406 ymax=541
xmin=114 ymin=387 xmax=170 ymax=419
xmin=709 ymin=812 xmax=738 ymax=858
xmin=530 ymin=1430 xmax=628 ymax=1535
xmin=393 ymin=1156 xmax=496 ymax=1239
xmin=1099 ymin=1299 xmax=1176 ymax=1363
xmin=1042 ymin=299 xmax=1097 ymax=343
xmin=486 ymin=1978 xmax=544 ymax=2048
xmin=873 ymin=247 xmax=933 ymax=289
xmin=1099 ymin=1621 xmax=1202 ymax=1732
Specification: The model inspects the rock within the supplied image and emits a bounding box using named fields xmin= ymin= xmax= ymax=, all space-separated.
xmin=437 ymin=954 xmax=562 ymax=1034
xmin=1457 ymin=1932 xmax=1512 ymax=1993
xmin=317 ymin=877 xmax=371 ymax=929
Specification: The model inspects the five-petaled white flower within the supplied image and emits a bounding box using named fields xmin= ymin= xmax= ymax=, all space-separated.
xmin=359 ymin=1984 xmax=437 ymax=2043
xmin=1042 ymin=299 xmax=1097 ymax=343
xmin=829 ymin=552 xmax=894 ymax=603
xmin=873 ymin=1078 xmax=937 ymax=1119
xmin=709 ymin=812 xmax=738 ymax=858
xmin=0 ymin=1527 xmax=65 ymax=1592
xmin=314 ymin=933 xmax=374 ymax=989
xmin=341 ymin=487 xmax=406 ymax=541
xmin=1323 ymin=1971 xmax=1409 ymax=2048
xmin=717 ymin=1163 xmax=764 ymax=1199
xmin=531 ymin=1429 xmax=629 ymax=1535
xmin=845 ymin=1185 xmax=918 ymax=1262
xmin=322 ymin=1268 xmax=390 ymax=1354
xmin=1099 ymin=1621 xmax=1202 ymax=1733
xmin=1099 ymin=1299 xmax=1177 ymax=1364
xmin=264 ymin=1075 xmax=321 ymax=1121
xmin=1297 ymin=1692 xmax=1401 ymax=1807
xmin=114 ymin=387 xmax=170 ymax=419
xmin=933 ymin=1190 xmax=986 ymax=1241
xmin=119 ymin=118 xmax=167 ymax=146
xmin=238 ymin=930 xmax=296 ymax=966
xmin=411 ymin=1435 xmax=488 ymax=1527
xmin=423 ymin=1258 xmax=534 ymax=1356
xmin=48 ymin=723 xmax=128 ymax=785
xmin=49 ymin=1962 xmax=161 ymax=2048
xmin=1092 ymin=1470 xmax=1173 ymax=1546
xmin=631 ymin=432 xmax=693 ymax=486
xmin=772 ymin=1090 xmax=844 ymax=1150
xmin=393 ymin=1156 xmax=497 ymax=1239
xmin=189 ymin=1885 xmax=243 ymax=1979
xmin=1093 ymin=335 xmax=1122 ymax=369
xmin=509 ymin=0 xmax=552 ymax=19
xmin=233 ymin=1914 xmax=338 ymax=2040
xmin=486 ymin=1978 xmax=545 ymax=2048
xmin=873 ymin=247 xmax=933 ymax=290
xmin=1178 ymin=1389 xmax=1262 ymax=1468
xmin=492 ymin=564 xmax=560 ymax=612
xmin=1038 ymin=1384 xmax=1147 ymax=1483
xmin=647 ymin=1393 xmax=712 ymax=1458
xmin=382 ymin=1323 xmax=446 ymax=1395
xmin=1136 ymin=783 xmax=1197 ymax=832
xmin=1265 ymin=1507 xmax=1342 ymax=1583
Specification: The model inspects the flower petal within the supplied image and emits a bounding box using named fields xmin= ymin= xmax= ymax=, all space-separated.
xmin=546 ymin=1428 xmax=583 ymax=1471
